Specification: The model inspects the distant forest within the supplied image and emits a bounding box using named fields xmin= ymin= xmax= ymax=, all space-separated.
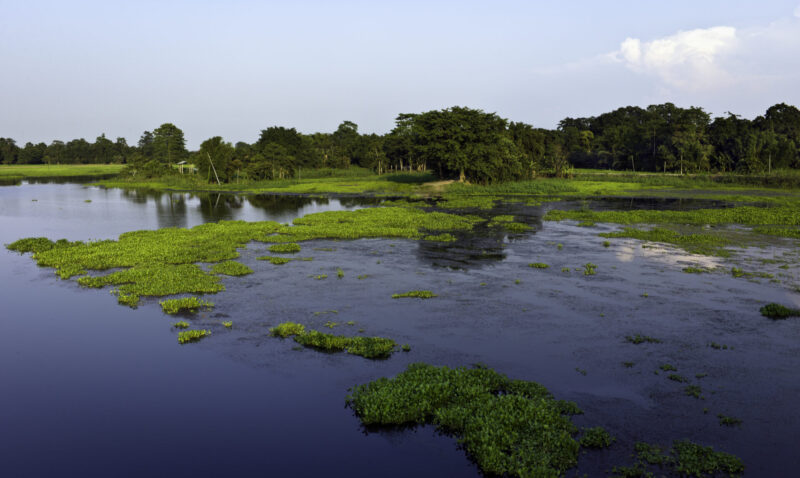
xmin=2 ymin=103 xmax=799 ymax=184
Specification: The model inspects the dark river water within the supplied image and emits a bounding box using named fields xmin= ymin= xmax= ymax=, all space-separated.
xmin=1 ymin=181 xmax=799 ymax=477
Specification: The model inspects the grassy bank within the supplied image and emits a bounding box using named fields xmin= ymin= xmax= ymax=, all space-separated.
xmin=0 ymin=164 xmax=125 ymax=178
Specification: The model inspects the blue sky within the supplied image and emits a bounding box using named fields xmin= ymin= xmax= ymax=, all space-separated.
xmin=2 ymin=0 xmax=800 ymax=148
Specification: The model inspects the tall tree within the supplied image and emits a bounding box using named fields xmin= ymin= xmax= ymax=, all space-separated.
xmin=152 ymin=123 xmax=187 ymax=164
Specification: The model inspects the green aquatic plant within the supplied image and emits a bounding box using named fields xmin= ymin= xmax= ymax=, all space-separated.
xmin=695 ymin=373 xmax=708 ymax=379
xmin=668 ymin=374 xmax=688 ymax=383
xmin=561 ymin=267 xmax=570 ymax=273
xmin=622 ymin=361 xmax=635 ymax=368
xmin=268 ymin=243 xmax=301 ymax=253
xmin=337 ymin=267 xmax=344 ymax=278
xmin=357 ymin=274 xmax=368 ymax=280
xmin=293 ymin=330 xmax=396 ymax=359
xmin=583 ymin=263 xmax=597 ymax=275
xmin=222 ymin=321 xmax=233 ymax=328
xmin=660 ymin=364 xmax=677 ymax=372
xmin=269 ymin=322 xmax=306 ymax=338
xmin=684 ymin=385 xmax=703 ymax=399
xmin=580 ymin=427 xmax=615 ymax=449
xmin=671 ymin=440 xmax=744 ymax=477
xmin=759 ymin=303 xmax=800 ymax=319
xmin=599 ymin=227 xmax=731 ymax=257
xmin=178 ymin=329 xmax=210 ymax=344
xmin=401 ymin=344 xmax=411 ymax=352
xmin=603 ymin=240 xmax=611 ymax=248
xmin=313 ymin=274 xmax=328 ymax=280
xmin=683 ymin=266 xmax=710 ymax=274
xmin=392 ymin=290 xmax=437 ymax=299
xmin=324 ymin=321 xmax=338 ymax=329
xmin=256 ymin=255 xmax=292 ymax=265
xmin=346 ymin=363 xmax=580 ymax=477
xmin=625 ymin=335 xmax=662 ymax=345
xmin=528 ymin=262 xmax=549 ymax=269
xmin=172 ymin=321 xmax=190 ymax=329
xmin=160 ymin=297 xmax=214 ymax=315
xmin=709 ymin=342 xmax=730 ymax=350
xmin=717 ymin=414 xmax=742 ymax=427
xmin=79 ymin=263 xmax=225 ymax=297
xmin=116 ymin=292 xmax=140 ymax=308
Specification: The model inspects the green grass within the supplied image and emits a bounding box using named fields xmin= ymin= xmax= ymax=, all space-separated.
xmin=210 ymin=260 xmax=253 ymax=276
xmin=160 ymin=297 xmax=214 ymax=314
xmin=759 ymin=303 xmax=800 ymax=319
xmin=392 ymin=290 xmax=437 ymax=299
xmin=177 ymin=329 xmax=210 ymax=344
xmin=346 ymin=363 xmax=580 ymax=477
xmin=0 ymin=164 xmax=124 ymax=178
xmin=580 ymin=427 xmax=615 ymax=449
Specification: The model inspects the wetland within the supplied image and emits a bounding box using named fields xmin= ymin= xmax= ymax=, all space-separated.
xmin=1 ymin=176 xmax=799 ymax=477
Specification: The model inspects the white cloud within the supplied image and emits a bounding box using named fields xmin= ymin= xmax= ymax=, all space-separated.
xmin=614 ymin=26 xmax=737 ymax=91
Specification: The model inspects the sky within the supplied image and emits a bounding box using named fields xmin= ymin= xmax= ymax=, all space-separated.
xmin=2 ymin=0 xmax=800 ymax=149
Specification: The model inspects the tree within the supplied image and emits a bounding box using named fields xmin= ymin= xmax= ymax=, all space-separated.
xmin=196 ymin=136 xmax=234 ymax=183
xmin=138 ymin=131 xmax=155 ymax=157
xmin=0 ymin=138 xmax=19 ymax=164
xmin=152 ymin=123 xmax=187 ymax=164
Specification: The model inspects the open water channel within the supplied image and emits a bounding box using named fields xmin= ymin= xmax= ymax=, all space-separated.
xmin=1 ymin=181 xmax=799 ymax=477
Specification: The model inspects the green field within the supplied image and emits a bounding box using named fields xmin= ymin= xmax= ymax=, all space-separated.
xmin=0 ymin=164 xmax=125 ymax=178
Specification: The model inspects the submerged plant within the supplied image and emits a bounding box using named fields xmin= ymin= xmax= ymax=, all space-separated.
xmin=392 ymin=290 xmax=437 ymax=299
xmin=160 ymin=297 xmax=214 ymax=315
xmin=178 ymin=329 xmax=210 ymax=344
xmin=346 ymin=363 xmax=581 ymax=477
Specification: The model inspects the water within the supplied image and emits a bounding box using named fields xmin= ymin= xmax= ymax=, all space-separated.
xmin=1 ymin=182 xmax=799 ymax=477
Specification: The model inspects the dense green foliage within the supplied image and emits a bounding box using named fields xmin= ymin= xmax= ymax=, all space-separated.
xmin=579 ymin=427 xmax=615 ymax=449
xmin=160 ymin=297 xmax=214 ymax=315
xmin=209 ymin=260 xmax=253 ymax=276
xmin=346 ymin=363 xmax=580 ymax=477
xmin=612 ymin=440 xmax=743 ymax=478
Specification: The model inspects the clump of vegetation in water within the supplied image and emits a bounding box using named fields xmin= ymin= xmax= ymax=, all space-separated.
xmin=584 ymin=263 xmax=597 ymax=275
xmin=222 ymin=321 xmax=233 ymax=328
xmin=268 ymin=322 xmax=397 ymax=358
xmin=79 ymin=264 xmax=225 ymax=297
xmin=709 ymin=342 xmax=730 ymax=350
xmin=160 ymin=297 xmax=214 ymax=315
xmin=294 ymin=330 xmax=396 ymax=359
xmin=668 ymin=374 xmax=688 ymax=383
xmin=357 ymin=274 xmax=368 ymax=280
xmin=392 ymin=290 xmax=437 ymax=299
xmin=718 ymin=414 xmax=742 ymax=427
xmin=684 ymin=385 xmax=703 ymax=399
xmin=270 ymin=322 xmax=306 ymax=338
xmin=116 ymin=291 xmax=140 ymax=308
xmin=611 ymin=440 xmax=743 ymax=478
xmin=731 ymin=267 xmax=773 ymax=279
xmin=172 ymin=321 xmax=189 ymax=329
xmin=337 ymin=267 xmax=344 ymax=278
xmin=660 ymin=364 xmax=677 ymax=372
xmin=313 ymin=274 xmax=328 ymax=280
xmin=603 ymin=241 xmax=611 ymax=247
xmin=580 ymin=427 xmax=615 ymax=449
xmin=268 ymin=243 xmax=301 ymax=253
xmin=759 ymin=303 xmax=800 ymax=319
xmin=324 ymin=321 xmax=338 ymax=329
xmin=401 ymin=344 xmax=411 ymax=352
xmin=528 ymin=262 xmax=549 ymax=269
xmin=6 ymin=237 xmax=60 ymax=254
xmin=683 ymin=266 xmax=711 ymax=274
xmin=178 ymin=329 xmax=210 ymax=344
xmin=424 ymin=233 xmax=457 ymax=241
xmin=256 ymin=255 xmax=292 ymax=265
xmin=561 ymin=267 xmax=570 ymax=273
xmin=622 ymin=361 xmax=635 ymax=368
xmin=346 ymin=363 xmax=580 ymax=477
xmin=625 ymin=334 xmax=661 ymax=345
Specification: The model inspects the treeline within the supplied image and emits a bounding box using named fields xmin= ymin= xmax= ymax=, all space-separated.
xmin=2 ymin=102 xmax=799 ymax=184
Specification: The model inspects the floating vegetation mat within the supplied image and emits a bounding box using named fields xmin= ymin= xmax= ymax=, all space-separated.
xmin=178 ymin=329 xmax=210 ymax=344
xmin=346 ymin=363 xmax=583 ymax=477
xmin=611 ymin=440 xmax=744 ymax=477
xmin=160 ymin=297 xmax=214 ymax=315
xmin=6 ymin=207 xmax=478 ymax=309
xmin=269 ymin=322 xmax=396 ymax=359
xmin=759 ymin=303 xmax=800 ymax=319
